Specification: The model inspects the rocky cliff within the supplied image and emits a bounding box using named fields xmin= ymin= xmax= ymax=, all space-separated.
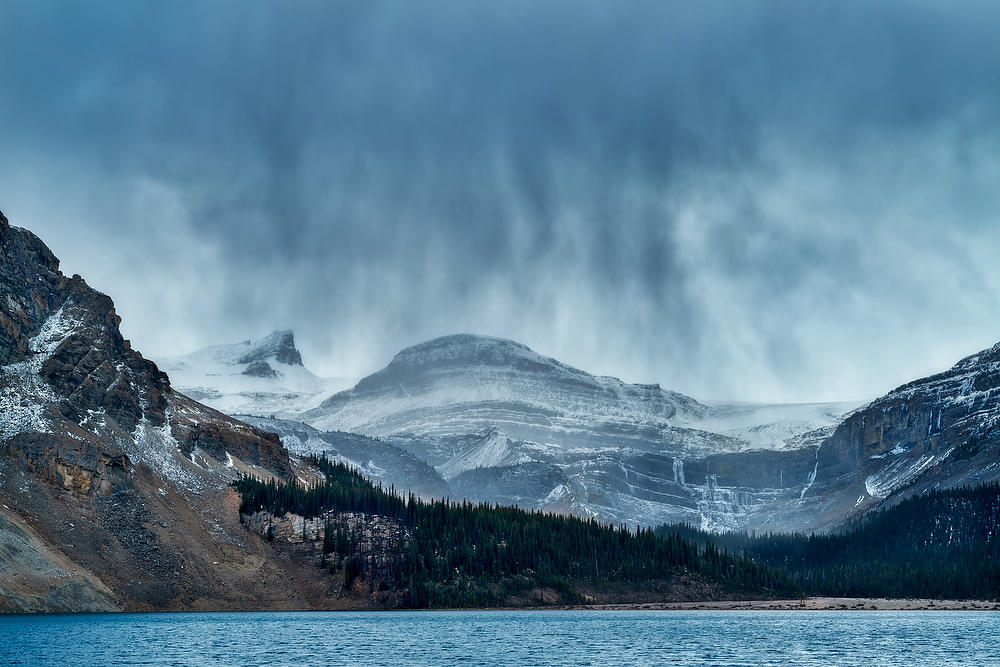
xmin=0 ymin=210 xmax=330 ymax=612
xmin=791 ymin=341 xmax=1000 ymax=527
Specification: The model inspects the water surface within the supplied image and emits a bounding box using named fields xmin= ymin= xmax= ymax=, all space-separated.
xmin=1 ymin=609 xmax=997 ymax=665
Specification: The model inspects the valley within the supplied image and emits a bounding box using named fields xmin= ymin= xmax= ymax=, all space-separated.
xmin=2 ymin=209 xmax=999 ymax=611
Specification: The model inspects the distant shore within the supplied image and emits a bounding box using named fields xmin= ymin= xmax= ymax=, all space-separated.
xmin=562 ymin=597 xmax=1000 ymax=611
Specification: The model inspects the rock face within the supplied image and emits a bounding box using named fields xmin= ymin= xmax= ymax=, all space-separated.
xmin=158 ymin=331 xmax=353 ymax=417
xmin=0 ymin=212 xmax=290 ymax=485
xmin=0 ymin=211 xmax=332 ymax=612
xmin=237 ymin=330 xmax=303 ymax=367
xmin=449 ymin=462 xmax=571 ymax=512
xmin=789 ymin=342 xmax=1000 ymax=529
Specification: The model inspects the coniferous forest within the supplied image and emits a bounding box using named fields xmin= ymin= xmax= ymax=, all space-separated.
xmin=658 ymin=483 xmax=1000 ymax=600
xmin=232 ymin=456 xmax=796 ymax=607
xmin=233 ymin=458 xmax=1000 ymax=607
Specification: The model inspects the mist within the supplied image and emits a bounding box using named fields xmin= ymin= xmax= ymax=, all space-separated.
xmin=2 ymin=0 xmax=999 ymax=402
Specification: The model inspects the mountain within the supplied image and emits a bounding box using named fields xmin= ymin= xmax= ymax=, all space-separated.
xmin=298 ymin=334 xmax=858 ymax=529
xmin=158 ymin=332 xmax=354 ymax=417
xmin=789 ymin=341 xmax=1000 ymax=528
xmin=0 ymin=211 xmax=334 ymax=611
xmin=159 ymin=330 xmax=857 ymax=530
xmin=297 ymin=331 xmax=1000 ymax=532
xmin=235 ymin=415 xmax=450 ymax=500
xmin=664 ymin=340 xmax=1000 ymax=534
xmin=303 ymin=334 xmax=716 ymax=449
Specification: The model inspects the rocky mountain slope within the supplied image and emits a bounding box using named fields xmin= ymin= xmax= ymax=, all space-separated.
xmin=654 ymin=342 xmax=1000 ymax=534
xmin=786 ymin=342 xmax=1000 ymax=530
xmin=0 ymin=211 xmax=339 ymax=612
xmin=235 ymin=415 xmax=449 ymax=500
xmin=158 ymin=332 xmax=353 ymax=418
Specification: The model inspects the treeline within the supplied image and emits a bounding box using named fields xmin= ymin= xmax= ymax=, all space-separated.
xmin=232 ymin=456 xmax=797 ymax=607
xmin=659 ymin=483 xmax=1000 ymax=600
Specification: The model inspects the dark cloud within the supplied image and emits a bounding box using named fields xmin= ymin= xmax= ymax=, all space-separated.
xmin=2 ymin=0 xmax=999 ymax=401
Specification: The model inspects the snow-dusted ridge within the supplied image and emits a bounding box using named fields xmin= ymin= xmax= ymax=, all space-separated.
xmin=303 ymin=333 xmax=709 ymax=440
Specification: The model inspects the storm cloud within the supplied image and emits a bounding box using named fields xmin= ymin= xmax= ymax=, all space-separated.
xmin=2 ymin=0 xmax=999 ymax=402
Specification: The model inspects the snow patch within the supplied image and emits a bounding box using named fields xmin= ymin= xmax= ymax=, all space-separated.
xmin=127 ymin=418 xmax=202 ymax=492
xmin=0 ymin=304 xmax=81 ymax=440
xmin=543 ymin=483 xmax=571 ymax=503
xmin=864 ymin=448 xmax=953 ymax=499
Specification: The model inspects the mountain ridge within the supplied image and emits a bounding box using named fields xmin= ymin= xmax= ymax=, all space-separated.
xmin=304 ymin=333 xmax=709 ymax=437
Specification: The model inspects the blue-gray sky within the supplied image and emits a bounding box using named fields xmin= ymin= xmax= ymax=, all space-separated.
xmin=2 ymin=1 xmax=999 ymax=402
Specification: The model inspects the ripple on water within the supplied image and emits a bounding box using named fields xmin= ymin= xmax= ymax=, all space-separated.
xmin=1 ymin=610 xmax=998 ymax=666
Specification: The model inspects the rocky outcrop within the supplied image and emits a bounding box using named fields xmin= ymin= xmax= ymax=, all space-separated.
xmin=821 ymin=345 xmax=1000 ymax=473
xmin=449 ymin=462 xmax=570 ymax=510
xmin=788 ymin=341 xmax=1000 ymax=526
xmin=242 ymin=360 xmax=277 ymax=378
xmin=5 ymin=431 xmax=130 ymax=496
xmin=237 ymin=330 xmax=303 ymax=367
xmin=170 ymin=395 xmax=291 ymax=475
xmin=0 ymin=210 xmax=64 ymax=366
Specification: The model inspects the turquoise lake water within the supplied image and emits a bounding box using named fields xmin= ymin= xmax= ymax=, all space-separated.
xmin=1 ymin=609 xmax=997 ymax=665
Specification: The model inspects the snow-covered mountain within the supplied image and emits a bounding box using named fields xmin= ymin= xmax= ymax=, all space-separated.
xmin=295 ymin=334 xmax=861 ymax=529
xmin=302 ymin=334 xmax=728 ymax=453
xmin=158 ymin=331 xmax=353 ymax=417
xmin=152 ymin=327 xmax=998 ymax=533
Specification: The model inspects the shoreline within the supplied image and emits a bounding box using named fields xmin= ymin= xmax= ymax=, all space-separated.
xmin=557 ymin=597 xmax=1000 ymax=611
xmin=4 ymin=597 xmax=1000 ymax=615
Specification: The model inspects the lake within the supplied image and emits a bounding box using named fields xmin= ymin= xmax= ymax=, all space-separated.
xmin=1 ymin=609 xmax=997 ymax=665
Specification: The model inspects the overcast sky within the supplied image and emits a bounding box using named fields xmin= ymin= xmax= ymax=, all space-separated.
xmin=2 ymin=1 xmax=999 ymax=402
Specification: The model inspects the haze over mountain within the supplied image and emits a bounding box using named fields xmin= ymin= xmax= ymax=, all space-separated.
xmin=6 ymin=1 xmax=1000 ymax=406
xmin=3 ymin=209 xmax=1000 ymax=613
xmin=158 ymin=332 xmax=354 ymax=417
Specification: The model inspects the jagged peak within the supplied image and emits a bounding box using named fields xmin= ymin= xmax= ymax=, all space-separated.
xmin=237 ymin=330 xmax=302 ymax=367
